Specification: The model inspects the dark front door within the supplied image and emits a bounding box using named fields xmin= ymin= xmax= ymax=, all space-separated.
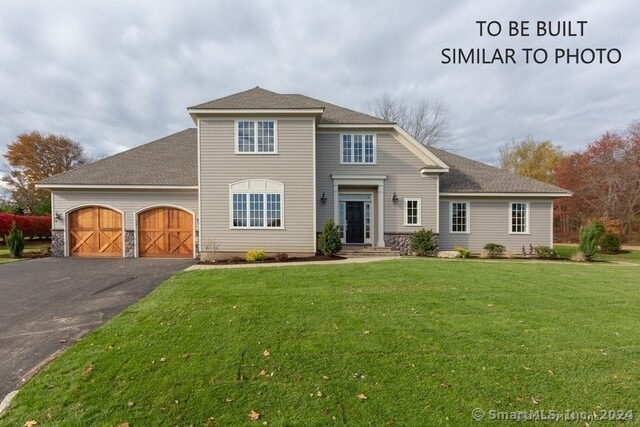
xmin=346 ymin=201 xmax=364 ymax=243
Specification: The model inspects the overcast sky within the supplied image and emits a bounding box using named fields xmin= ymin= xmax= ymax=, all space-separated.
xmin=1 ymin=0 xmax=638 ymax=165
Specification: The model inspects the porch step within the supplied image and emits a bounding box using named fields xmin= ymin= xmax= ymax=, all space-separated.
xmin=338 ymin=245 xmax=402 ymax=257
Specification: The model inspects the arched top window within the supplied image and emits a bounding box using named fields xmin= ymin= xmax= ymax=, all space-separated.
xmin=229 ymin=180 xmax=284 ymax=229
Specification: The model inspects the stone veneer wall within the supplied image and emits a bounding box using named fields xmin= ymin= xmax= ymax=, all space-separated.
xmin=51 ymin=229 xmax=65 ymax=257
xmin=384 ymin=232 xmax=439 ymax=255
xmin=124 ymin=230 xmax=135 ymax=258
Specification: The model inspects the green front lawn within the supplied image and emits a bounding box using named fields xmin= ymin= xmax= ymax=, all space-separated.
xmin=2 ymin=258 xmax=639 ymax=425
xmin=555 ymin=244 xmax=640 ymax=264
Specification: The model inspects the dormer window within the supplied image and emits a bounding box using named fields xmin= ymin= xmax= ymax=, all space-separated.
xmin=341 ymin=133 xmax=375 ymax=164
xmin=236 ymin=120 xmax=277 ymax=154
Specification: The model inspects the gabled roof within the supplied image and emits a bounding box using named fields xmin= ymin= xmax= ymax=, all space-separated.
xmin=38 ymin=129 xmax=197 ymax=187
xmin=189 ymin=87 xmax=391 ymax=125
xmin=429 ymin=147 xmax=569 ymax=195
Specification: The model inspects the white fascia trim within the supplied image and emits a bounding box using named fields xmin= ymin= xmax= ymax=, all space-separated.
xmin=392 ymin=125 xmax=450 ymax=169
xmin=317 ymin=124 xmax=395 ymax=129
xmin=421 ymin=167 xmax=449 ymax=174
xmin=188 ymin=108 xmax=324 ymax=124
xmin=37 ymin=184 xmax=199 ymax=190
xmin=331 ymin=174 xmax=387 ymax=180
xmin=440 ymin=192 xmax=571 ymax=198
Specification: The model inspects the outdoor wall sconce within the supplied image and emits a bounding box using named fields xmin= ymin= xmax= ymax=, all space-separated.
xmin=392 ymin=192 xmax=399 ymax=204
xmin=320 ymin=192 xmax=327 ymax=204
xmin=55 ymin=213 xmax=63 ymax=221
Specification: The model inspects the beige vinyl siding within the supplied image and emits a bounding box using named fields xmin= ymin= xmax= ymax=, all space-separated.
xmin=316 ymin=132 xmax=438 ymax=233
xmin=438 ymin=198 xmax=554 ymax=253
xmin=199 ymin=118 xmax=315 ymax=253
xmin=51 ymin=189 xmax=198 ymax=230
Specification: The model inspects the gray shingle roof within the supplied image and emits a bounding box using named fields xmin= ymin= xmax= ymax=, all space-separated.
xmin=429 ymin=147 xmax=569 ymax=194
xmin=39 ymin=89 xmax=568 ymax=196
xmin=39 ymin=129 xmax=197 ymax=186
xmin=190 ymin=87 xmax=391 ymax=125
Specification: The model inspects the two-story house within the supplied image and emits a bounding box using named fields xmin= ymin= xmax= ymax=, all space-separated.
xmin=38 ymin=87 xmax=570 ymax=258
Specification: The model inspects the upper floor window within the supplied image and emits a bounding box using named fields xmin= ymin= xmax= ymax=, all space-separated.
xmin=341 ymin=134 xmax=375 ymax=164
xmin=510 ymin=202 xmax=529 ymax=234
xmin=404 ymin=198 xmax=421 ymax=226
xmin=450 ymin=201 xmax=469 ymax=233
xmin=236 ymin=120 xmax=277 ymax=154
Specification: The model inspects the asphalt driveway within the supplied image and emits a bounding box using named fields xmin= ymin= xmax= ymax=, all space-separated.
xmin=0 ymin=257 xmax=195 ymax=400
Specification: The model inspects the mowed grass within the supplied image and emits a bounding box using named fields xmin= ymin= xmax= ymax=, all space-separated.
xmin=555 ymin=244 xmax=640 ymax=264
xmin=2 ymin=258 xmax=640 ymax=426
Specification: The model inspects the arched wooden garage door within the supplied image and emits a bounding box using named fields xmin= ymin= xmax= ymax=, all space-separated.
xmin=138 ymin=207 xmax=193 ymax=258
xmin=68 ymin=206 xmax=123 ymax=257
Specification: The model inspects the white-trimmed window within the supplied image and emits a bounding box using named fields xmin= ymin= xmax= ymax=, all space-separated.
xmin=450 ymin=201 xmax=469 ymax=233
xmin=405 ymin=198 xmax=421 ymax=226
xmin=230 ymin=180 xmax=283 ymax=229
xmin=510 ymin=202 xmax=529 ymax=234
xmin=236 ymin=120 xmax=277 ymax=153
xmin=341 ymin=134 xmax=375 ymax=164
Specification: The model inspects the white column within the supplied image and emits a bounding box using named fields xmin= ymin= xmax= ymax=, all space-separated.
xmin=333 ymin=183 xmax=340 ymax=225
xmin=377 ymin=185 xmax=385 ymax=247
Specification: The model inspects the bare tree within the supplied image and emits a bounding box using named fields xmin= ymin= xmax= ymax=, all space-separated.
xmin=367 ymin=94 xmax=454 ymax=149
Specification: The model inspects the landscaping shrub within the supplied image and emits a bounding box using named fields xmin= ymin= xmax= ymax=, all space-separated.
xmin=411 ymin=228 xmax=437 ymax=256
xmin=534 ymin=245 xmax=558 ymax=259
xmin=598 ymin=232 xmax=621 ymax=253
xmin=0 ymin=213 xmax=51 ymax=240
xmin=453 ymin=245 xmax=471 ymax=258
xmin=317 ymin=220 xmax=342 ymax=256
xmin=245 ymin=249 xmax=266 ymax=262
xmin=483 ymin=243 xmax=505 ymax=258
xmin=578 ymin=221 xmax=605 ymax=260
xmin=274 ymin=252 xmax=289 ymax=262
xmin=5 ymin=221 xmax=25 ymax=257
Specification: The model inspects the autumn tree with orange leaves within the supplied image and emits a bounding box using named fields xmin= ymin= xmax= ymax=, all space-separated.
xmin=2 ymin=131 xmax=88 ymax=214
xmin=554 ymin=122 xmax=640 ymax=242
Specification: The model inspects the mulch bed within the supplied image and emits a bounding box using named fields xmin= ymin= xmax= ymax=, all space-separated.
xmin=199 ymin=254 xmax=346 ymax=265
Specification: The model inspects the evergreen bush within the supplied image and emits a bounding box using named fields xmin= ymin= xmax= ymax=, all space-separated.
xmin=534 ymin=245 xmax=558 ymax=259
xmin=5 ymin=221 xmax=25 ymax=258
xmin=453 ymin=245 xmax=471 ymax=258
xmin=317 ymin=220 xmax=342 ymax=256
xmin=245 ymin=249 xmax=266 ymax=262
xmin=482 ymin=243 xmax=505 ymax=258
xmin=411 ymin=228 xmax=437 ymax=256
xmin=578 ymin=221 xmax=605 ymax=260
xmin=598 ymin=232 xmax=621 ymax=253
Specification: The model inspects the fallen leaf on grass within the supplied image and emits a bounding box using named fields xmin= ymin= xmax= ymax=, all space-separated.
xmin=316 ymin=390 xmax=324 ymax=398
xmin=159 ymin=357 xmax=167 ymax=362
xmin=531 ymin=396 xmax=540 ymax=404
xmin=259 ymin=369 xmax=268 ymax=376
xmin=127 ymin=401 xmax=134 ymax=407
xmin=363 ymin=330 xmax=370 ymax=335
xmin=322 ymin=375 xmax=330 ymax=380
xmin=248 ymin=410 xmax=261 ymax=421
xmin=357 ymin=394 xmax=367 ymax=400
xmin=440 ymin=382 xmax=451 ymax=389
xmin=84 ymin=365 xmax=93 ymax=374
xmin=24 ymin=421 xmax=38 ymax=427
xmin=263 ymin=350 xmax=271 ymax=357
xmin=181 ymin=353 xmax=190 ymax=359
xmin=294 ymin=375 xmax=303 ymax=381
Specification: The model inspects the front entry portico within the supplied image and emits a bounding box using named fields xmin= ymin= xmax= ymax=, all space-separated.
xmin=331 ymin=175 xmax=387 ymax=247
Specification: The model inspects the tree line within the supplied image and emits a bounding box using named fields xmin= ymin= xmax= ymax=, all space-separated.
xmin=498 ymin=123 xmax=640 ymax=242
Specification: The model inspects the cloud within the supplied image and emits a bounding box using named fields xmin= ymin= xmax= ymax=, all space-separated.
xmin=0 ymin=0 xmax=638 ymax=166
